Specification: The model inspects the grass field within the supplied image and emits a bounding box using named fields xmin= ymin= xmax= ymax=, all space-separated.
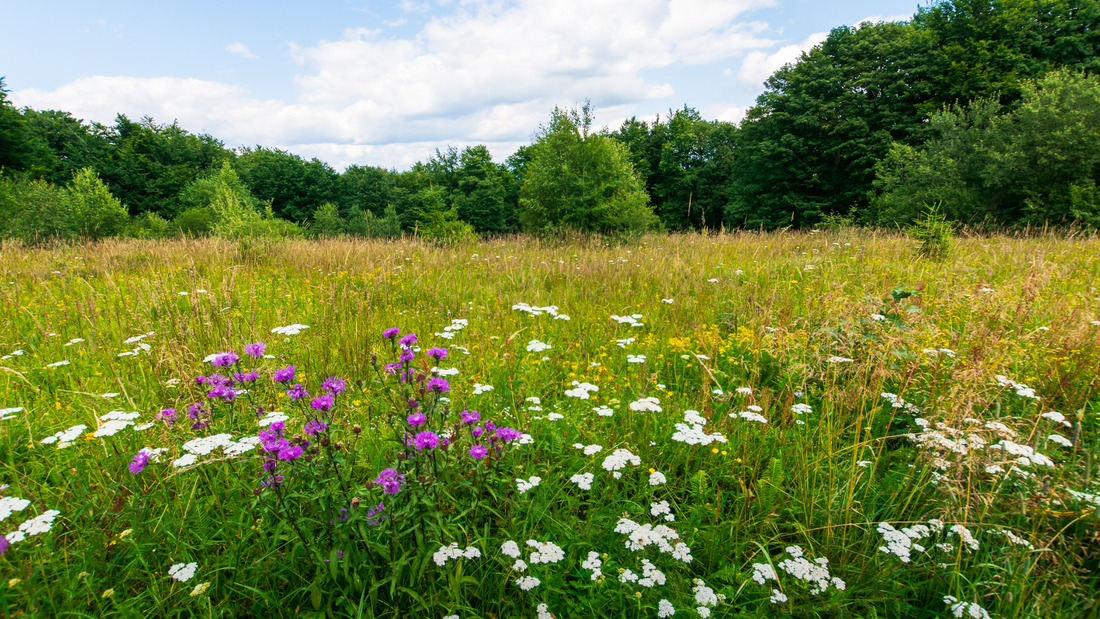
xmin=1 ymin=231 xmax=1098 ymax=619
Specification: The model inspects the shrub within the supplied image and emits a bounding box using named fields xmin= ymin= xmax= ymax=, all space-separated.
xmin=68 ymin=168 xmax=128 ymax=240
xmin=905 ymin=201 xmax=954 ymax=260
xmin=0 ymin=175 xmax=74 ymax=244
xmin=310 ymin=201 xmax=347 ymax=238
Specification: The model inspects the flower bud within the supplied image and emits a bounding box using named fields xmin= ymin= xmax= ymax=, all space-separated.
xmin=351 ymin=497 xmax=361 ymax=507
xmin=352 ymin=424 xmax=362 ymax=435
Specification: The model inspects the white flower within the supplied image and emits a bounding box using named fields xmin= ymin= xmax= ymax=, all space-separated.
xmin=0 ymin=496 xmax=32 ymax=522
xmin=0 ymin=406 xmax=23 ymax=420
xmin=433 ymin=367 xmax=460 ymax=376
xmin=826 ymin=356 xmax=854 ymax=363
xmin=564 ymin=381 xmax=599 ymax=399
xmin=658 ymin=599 xmax=676 ymax=617
xmin=769 ymin=589 xmax=788 ymax=604
xmin=1048 ymin=434 xmax=1073 ymax=448
xmin=172 ymin=454 xmax=198 ymax=468
xmin=1041 ymin=411 xmax=1072 ymax=427
xmin=791 ymin=403 xmax=813 ymax=415
xmin=734 ymin=411 xmax=768 ymax=424
xmin=516 ymin=576 xmax=540 ymax=591
xmin=736 ymin=387 xmax=753 ymax=395
xmin=271 ymin=324 xmax=310 ymax=336
xmin=943 ymin=596 xmax=992 ymax=619
xmin=527 ymin=539 xmax=565 ymax=564
xmin=41 ymin=424 xmax=87 ymax=444
xmin=501 ymin=540 xmax=521 ymax=558
xmin=512 ymin=559 xmax=528 ymax=571
xmin=593 ymin=405 xmax=614 ymax=417
xmin=602 ymin=449 xmax=641 ymax=475
xmin=611 ymin=314 xmax=644 ymax=327
xmin=46 ymin=360 xmax=70 ymax=368
xmin=871 ymin=313 xmax=886 ymax=321
xmin=258 ymin=411 xmax=289 ymax=427
xmin=583 ymin=444 xmax=603 ymax=455
xmin=536 ymin=603 xmax=552 ymax=619
xmin=627 ymin=354 xmax=647 ymax=363
xmin=650 ymin=501 xmax=675 ymax=522
xmin=547 ymin=413 xmax=564 ymax=421
xmin=168 ymin=562 xmax=198 ymax=582
xmin=662 ymin=298 xmax=674 ymax=304
xmin=570 ymin=473 xmax=594 ymax=490
xmin=693 ymin=580 xmax=718 ymax=607
xmin=629 ymin=397 xmax=662 ymax=412
xmin=649 ymin=471 xmax=667 ymax=486
xmin=516 ymin=476 xmax=542 ymax=494
xmin=581 ymin=551 xmax=602 ymax=580
xmin=526 ymin=340 xmax=552 ymax=353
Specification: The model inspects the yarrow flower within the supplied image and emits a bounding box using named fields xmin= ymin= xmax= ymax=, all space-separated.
xmin=168 ymin=562 xmax=198 ymax=582
xmin=374 ymin=468 xmax=406 ymax=495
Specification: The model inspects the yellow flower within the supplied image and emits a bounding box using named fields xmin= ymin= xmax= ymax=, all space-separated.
xmin=8 ymin=578 xmax=22 ymax=587
xmin=101 ymin=588 xmax=115 ymax=598
xmin=118 ymin=529 xmax=133 ymax=539
xmin=77 ymin=572 xmax=89 ymax=580
xmin=711 ymin=448 xmax=719 ymax=454
xmin=721 ymin=451 xmax=728 ymax=456
xmin=191 ymin=582 xmax=211 ymax=597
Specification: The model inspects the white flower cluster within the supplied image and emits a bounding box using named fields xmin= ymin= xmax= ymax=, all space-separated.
xmin=649 ymin=471 xmax=667 ymax=486
xmin=593 ymin=405 xmax=614 ymax=417
xmin=526 ymin=339 xmax=551 ymax=353
xmin=536 ymin=603 xmax=552 ymax=619
xmin=613 ymin=518 xmax=692 ymax=562
xmin=516 ymin=476 xmax=542 ymax=494
xmin=751 ymin=562 xmax=776 ymax=584
xmin=989 ymin=440 xmax=1055 ymax=468
xmin=271 ymin=323 xmax=309 ymax=336
xmin=732 ymin=410 xmax=768 ymax=424
xmin=432 ymin=543 xmax=481 ymax=566
xmin=671 ymin=411 xmax=727 ymax=446
xmin=995 ymin=374 xmax=1039 ymax=399
xmin=616 ymin=337 xmax=635 ymax=348
xmin=41 ymin=424 xmax=88 ymax=445
xmin=650 ymin=501 xmax=675 ymax=522
xmin=258 ymin=411 xmax=289 ymax=427
xmin=693 ymin=579 xmax=721 ymax=617
xmin=501 ymin=540 xmax=521 ymax=558
xmin=1041 ymin=411 xmax=1072 ymax=428
xmin=627 ymin=354 xmax=647 ymax=363
xmin=569 ymin=473 xmax=594 ymax=491
xmin=168 ymin=562 xmax=198 ymax=582
xmin=881 ymin=393 xmax=922 ymax=415
xmin=661 ymin=298 xmax=675 ymax=304
xmin=611 ymin=314 xmax=645 ymax=327
xmin=943 ymin=596 xmax=992 ymax=619
xmin=6 ymin=509 xmax=61 ymax=543
xmin=527 ymin=539 xmax=565 ymax=564
xmin=432 ymin=366 xmax=460 ymax=376
xmin=988 ymin=528 xmax=1035 ymax=550
xmin=877 ymin=522 xmax=935 ymax=563
xmin=46 ymin=360 xmax=71 ymax=367
xmin=776 ymin=546 xmax=845 ymax=595
xmin=826 ymin=356 xmax=854 ymax=363
xmin=0 ymin=407 xmax=22 ymax=420
xmin=512 ymin=303 xmax=567 ymax=320
xmin=1 ymin=349 xmax=25 ymax=360
xmin=791 ymin=403 xmax=813 ymax=415
xmin=564 ymin=381 xmax=599 ymax=399
xmin=0 ymin=496 xmax=31 ymax=523
xmin=94 ymin=411 xmax=142 ymax=437
xmin=602 ymin=449 xmax=641 ymax=479
xmin=472 ymin=383 xmax=494 ymax=395
xmin=657 ymin=599 xmax=675 ymax=617
xmin=922 ymin=348 xmax=957 ymax=358
xmin=434 ymin=318 xmax=469 ymax=339
xmin=581 ymin=551 xmax=602 ymax=580
xmin=516 ymin=576 xmax=540 ymax=591
xmin=629 ymin=397 xmax=662 ymax=412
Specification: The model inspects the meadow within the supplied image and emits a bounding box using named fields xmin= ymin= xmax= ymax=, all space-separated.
xmin=0 ymin=231 xmax=1098 ymax=619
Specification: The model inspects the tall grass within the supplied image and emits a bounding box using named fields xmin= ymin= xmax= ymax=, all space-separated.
xmin=0 ymin=230 xmax=1097 ymax=618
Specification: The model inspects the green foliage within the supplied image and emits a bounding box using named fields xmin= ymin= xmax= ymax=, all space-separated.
xmin=453 ymin=145 xmax=510 ymax=235
xmin=236 ymin=147 xmax=342 ymax=222
xmin=67 ymin=168 xmax=128 ymax=240
xmin=906 ymin=202 xmax=955 ymax=260
xmin=520 ymin=102 xmax=657 ymax=236
xmin=0 ymin=175 xmax=74 ymax=244
xmin=418 ymin=205 xmax=477 ymax=245
xmin=124 ymin=210 xmax=173 ymax=239
xmin=310 ymin=202 xmax=347 ymax=238
xmin=357 ymin=204 xmax=404 ymax=239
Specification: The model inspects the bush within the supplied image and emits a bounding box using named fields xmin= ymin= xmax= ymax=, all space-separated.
xmin=418 ymin=206 xmax=477 ymax=245
xmin=0 ymin=175 xmax=74 ymax=244
xmin=68 ymin=168 xmax=128 ymax=240
xmin=172 ymin=207 xmax=216 ymax=236
xmin=125 ymin=211 xmax=174 ymax=239
xmin=905 ymin=202 xmax=954 ymax=260
xmin=310 ymin=202 xmax=347 ymax=238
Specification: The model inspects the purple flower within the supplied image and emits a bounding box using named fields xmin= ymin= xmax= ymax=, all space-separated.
xmin=211 ymin=351 xmax=239 ymax=367
xmin=469 ymin=444 xmax=488 ymax=460
xmin=495 ymin=427 xmax=522 ymax=443
xmin=186 ymin=403 xmax=203 ymax=419
xmin=374 ymin=468 xmax=406 ymax=495
xmin=234 ymin=371 xmax=260 ymax=383
xmin=244 ymin=342 xmax=267 ymax=358
xmin=398 ymin=333 xmax=418 ymax=347
xmin=414 ymin=431 xmax=440 ymax=450
xmin=272 ymin=365 xmax=296 ymax=383
xmin=471 ymin=425 xmax=485 ymax=438
xmin=407 ymin=398 xmax=419 ymax=411
xmin=158 ymin=407 xmax=178 ymax=426
xmin=311 ymin=393 xmax=335 ymax=412
xmin=460 ymin=410 xmax=480 ymax=425
xmin=398 ymin=369 xmax=416 ymax=384
xmin=322 ymin=376 xmax=347 ymax=395
xmin=383 ymin=362 xmax=401 ymax=375
xmin=261 ymin=474 xmax=285 ymax=488
xmin=287 ymin=384 xmax=309 ymax=401
xmin=366 ymin=502 xmax=387 ymax=526
xmin=406 ymin=412 xmax=426 ymax=427
xmin=207 ymin=385 xmax=237 ymax=402
xmin=399 ymin=348 xmax=415 ymax=363
xmin=426 ymin=347 xmax=448 ymax=360
xmin=383 ymin=328 xmax=401 ymax=339
xmin=304 ymin=419 xmax=329 ymax=435
xmin=484 ymin=421 xmax=497 ymax=432
xmin=128 ymin=450 xmax=151 ymax=474
xmin=0 ymin=535 xmax=9 ymax=556
xmin=426 ymin=377 xmax=450 ymax=393
xmin=278 ymin=445 xmax=304 ymax=461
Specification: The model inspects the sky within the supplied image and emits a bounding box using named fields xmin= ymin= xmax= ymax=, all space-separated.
xmin=4 ymin=0 xmax=920 ymax=170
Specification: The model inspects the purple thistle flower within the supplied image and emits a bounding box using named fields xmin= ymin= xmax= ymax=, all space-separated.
xmin=383 ymin=362 xmax=401 ymax=375
xmin=311 ymin=393 xmax=335 ymax=412
xmin=398 ymin=369 xmax=416 ymax=384
xmin=278 ymin=445 xmax=304 ymax=461
xmin=484 ymin=421 xmax=497 ymax=432
xmin=426 ymin=347 xmax=448 ymax=360
xmin=406 ymin=412 xmax=426 ymax=427
xmin=244 ymin=342 xmax=267 ymax=358
xmin=374 ymin=468 xmax=406 ymax=495
xmin=158 ymin=407 xmax=178 ymax=426
xmin=471 ymin=425 xmax=485 ymax=438
xmin=382 ymin=327 xmax=400 ymax=339
xmin=262 ymin=458 xmax=279 ymax=472
xmin=426 ymin=377 xmax=450 ymax=393
xmin=414 ymin=431 xmax=440 ymax=450
xmin=399 ymin=348 xmax=415 ymax=363
xmin=287 ymin=384 xmax=310 ymax=401
xmin=234 ymin=371 xmax=260 ymax=383
xmin=469 ymin=444 xmax=488 ymax=460
xmin=407 ymin=398 xmax=419 ymax=410
xmin=0 ymin=535 xmax=9 ymax=556
xmin=322 ymin=375 xmax=347 ymax=395
xmin=495 ymin=427 xmax=522 ymax=443
xmin=366 ymin=503 xmax=387 ymax=526
xmin=303 ymin=419 xmax=329 ymax=435
xmin=186 ymin=403 xmax=203 ymax=419
xmin=207 ymin=385 xmax=237 ymax=402
xmin=211 ymin=351 xmax=239 ymax=367
xmin=460 ymin=410 xmax=480 ymax=425
xmin=272 ymin=365 xmax=296 ymax=383
xmin=261 ymin=474 xmax=285 ymax=488
xmin=128 ymin=450 xmax=151 ymax=474
xmin=398 ymin=333 xmax=418 ymax=347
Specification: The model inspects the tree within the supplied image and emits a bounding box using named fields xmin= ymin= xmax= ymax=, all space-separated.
xmin=652 ymin=107 xmax=737 ymax=230
xmin=519 ymin=102 xmax=656 ymax=235
xmin=453 ymin=145 xmax=509 ymax=234
xmin=68 ymin=168 xmax=128 ymax=240
xmin=235 ymin=147 xmax=341 ymax=222
xmin=0 ymin=78 xmax=41 ymax=173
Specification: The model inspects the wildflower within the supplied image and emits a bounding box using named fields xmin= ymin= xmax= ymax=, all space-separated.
xmin=537 ymin=603 xmax=552 ymax=619
xmin=426 ymin=347 xmax=448 ymax=359
xmin=650 ymin=501 xmax=675 ymax=522
xmin=101 ymin=588 xmax=114 ymax=598
xmin=472 ymin=383 xmax=494 ymax=395
xmin=526 ymin=340 xmax=551 ymax=353
xmin=495 ymin=427 xmax=523 ymax=443
xmin=662 ymin=298 xmax=674 ymax=303
xmin=627 ymin=354 xmax=646 ymax=363
xmin=322 ymin=376 xmax=347 ymax=394
xmin=310 ymin=393 xmax=335 ymax=412
xmin=581 ymin=551 xmax=602 ymax=579
xmin=0 ymin=537 xmax=8 ymax=556
xmin=602 ymin=449 xmax=641 ymax=478
xmin=516 ymin=576 xmax=540 ymax=591
xmin=516 ymin=476 xmax=541 ymax=494
xmin=375 ymin=468 xmax=406 ymax=495
xmin=383 ymin=327 xmax=400 ymax=339
xmin=826 ymin=356 xmax=853 ymax=363
xmin=469 ymin=444 xmax=488 ymax=459
xmin=629 ymin=397 xmax=662 ymax=412
xmin=168 ymin=562 xmax=198 ymax=582
xmin=406 ymin=412 xmax=427 ymax=427
xmin=272 ymin=365 xmax=296 ymax=383
xmin=244 ymin=342 xmax=266 ymax=357
xmin=287 ymin=384 xmax=309 ymax=401
xmin=791 ymin=403 xmax=813 ymax=415
xmin=501 ymin=540 xmax=521 ymax=558
xmin=129 ymin=450 xmax=152 ymax=474
xmin=460 ymin=410 xmax=480 ymax=424
xmin=414 ymin=431 xmax=440 ymax=450
xmin=399 ymin=333 xmax=418 ymax=347
xmin=565 ymin=381 xmax=599 ymax=399
xmin=303 ymin=419 xmax=329 ymax=435
xmin=570 ymin=472 xmax=594 ymax=490
xmin=943 ymin=596 xmax=992 ymax=619
xmin=190 ymin=582 xmax=211 ymax=596
xmin=427 ymin=377 xmax=450 ymax=393
xmin=1048 ymin=433 xmax=1073 ymax=448
xmin=1041 ymin=411 xmax=1072 ymax=428
xmin=736 ymin=386 xmax=753 ymax=395
xmin=658 ymin=599 xmax=675 ymax=617
xmin=278 ymin=445 xmax=304 ymax=461
xmin=211 ymin=351 xmax=239 ymax=367
xmin=769 ymin=589 xmax=787 ymax=604
xmin=649 ymin=471 xmax=667 ymax=485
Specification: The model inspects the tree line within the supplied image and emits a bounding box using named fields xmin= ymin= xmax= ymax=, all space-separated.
xmin=2 ymin=0 xmax=1099 ymax=243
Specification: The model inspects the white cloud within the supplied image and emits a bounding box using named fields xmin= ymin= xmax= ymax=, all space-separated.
xmin=225 ymin=42 xmax=258 ymax=59
xmin=737 ymin=31 xmax=828 ymax=88
xmin=700 ymin=102 xmax=751 ymax=124
xmin=14 ymin=0 xmax=780 ymax=168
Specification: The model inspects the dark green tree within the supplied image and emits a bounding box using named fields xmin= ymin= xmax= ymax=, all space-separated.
xmin=235 ymin=147 xmax=341 ymax=222
xmin=453 ymin=145 xmax=509 ymax=235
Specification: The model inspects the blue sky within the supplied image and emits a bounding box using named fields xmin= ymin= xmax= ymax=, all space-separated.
xmin=4 ymin=0 xmax=921 ymax=170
